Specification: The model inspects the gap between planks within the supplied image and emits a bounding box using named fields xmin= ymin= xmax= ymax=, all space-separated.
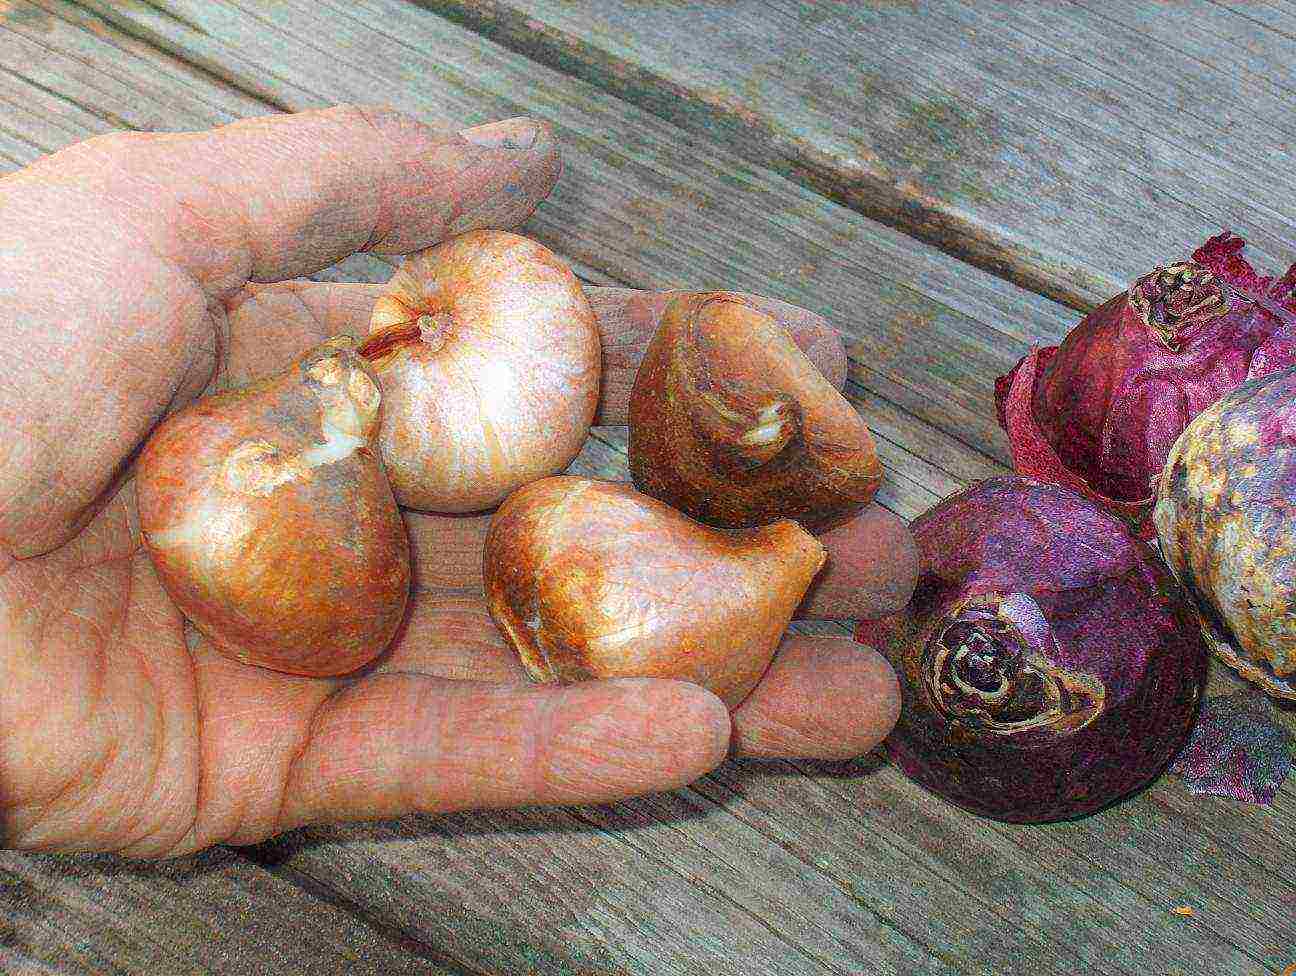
xmin=415 ymin=0 xmax=1296 ymax=312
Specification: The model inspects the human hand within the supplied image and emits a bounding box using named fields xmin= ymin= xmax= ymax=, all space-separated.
xmin=0 ymin=107 xmax=913 ymax=858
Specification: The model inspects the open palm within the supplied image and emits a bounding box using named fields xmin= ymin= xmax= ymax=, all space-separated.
xmin=0 ymin=107 xmax=909 ymax=858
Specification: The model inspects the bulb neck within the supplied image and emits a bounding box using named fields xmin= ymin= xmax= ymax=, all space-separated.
xmin=1129 ymin=263 xmax=1228 ymax=352
xmin=924 ymin=593 xmax=1106 ymax=737
xmin=359 ymin=308 xmax=456 ymax=363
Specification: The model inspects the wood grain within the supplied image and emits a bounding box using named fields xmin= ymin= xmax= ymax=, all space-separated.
xmin=255 ymin=808 xmax=962 ymax=976
xmin=0 ymin=0 xmax=266 ymax=128
xmin=421 ymin=0 xmax=1296 ymax=309
xmin=0 ymin=848 xmax=460 ymax=974
xmin=251 ymin=664 xmax=1295 ymax=976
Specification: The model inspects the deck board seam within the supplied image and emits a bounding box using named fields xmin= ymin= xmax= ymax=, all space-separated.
xmin=128 ymin=0 xmax=209 ymax=39
xmin=1206 ymin=0 xmax=1296 ymax=43
xmin=677 ymin=773 xmax=1118 ymax=976
xmin=843 ymin=372 xmax=1008 ymax=473
xmin=0 ymin=55 xmax=136 ymax=134
xmin=0 ymin=113 xmax=57 ymax=154
xmin=784 ymin=757 xmax=1274 ymax=972
xmin=43 ymin=0 xmax=253 ymax=121
xmin=241 ymin=845 xmax=486 ymax=976
xmin=764 ymin=0 xmax=1244 ymax=249
xmin=399 ymin=0 xmax=1093 ymax=311
xmin=321 ymin=0 xmax=1060 ymax=331
xmin=561 ymin=804 xmax=950 ymax=976
xmin=0 ymin=81 xmax=104 ymax=145
xmin=71 ymin=0 xmax=301 ymax=113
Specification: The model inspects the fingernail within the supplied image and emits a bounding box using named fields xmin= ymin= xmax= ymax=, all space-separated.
xmin=460 ymin=117 xmax=542 ymax=151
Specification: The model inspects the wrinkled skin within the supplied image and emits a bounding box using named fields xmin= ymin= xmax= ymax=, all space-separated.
xmin=1156 ymin=369 xmax=1296 ymax=700
xmin=996 ymin=233 xmax=1296 ymax=536
xmin=859 ymin=478 xmax=1208 ymax=823
xmin=0 ymin=106 xmax=910 ymax=857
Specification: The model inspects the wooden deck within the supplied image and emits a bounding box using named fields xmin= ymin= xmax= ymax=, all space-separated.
xmin=1 ymin=1 xmax=1293 ymax=973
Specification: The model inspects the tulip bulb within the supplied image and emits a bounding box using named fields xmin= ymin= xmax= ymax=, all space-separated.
xmin=483 ymin=477 xmax=827 ymax=709
xmin=628 ymin=292 xmax=882 ymax=528
xmin=360 ymin=230 xmax=601 ymax=512
xmin=137 ymin=336 xmax=411 ymax=676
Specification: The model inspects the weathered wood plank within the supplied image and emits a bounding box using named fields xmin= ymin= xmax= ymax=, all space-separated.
xmin=916 ymin=0 xmax=1296 ymax=210
xmin=2 ymin=7 xmax=1288 ymax=976
xmin=258 ymin=808 xmax=919 ymax=976
xmin=255 ymin=673 xmax=1294 ymax=976
xmin=566 ymin=788 xmax=1090 ymax=976
xmin=965 ymin=2 xmax=1296 ymax=172
xmin=550 ymin=660 xmax=1296 ymax=976
xmin=1076 ymin=0 xmax=1296 ymax=94
xmin=692 ymin=746 xmax=1291 ymax=976
xmin=414 ymin=0 xmax=1296 ymax=308
xmin=0 ymin=945 xmax=72 ymax=976
xmin=0 ymin=848 xmax=459 ymax=975
xmin=1213 ymin=0 xmax=1296 ymax=40
xmin=0 ymin=125 xmax=41 ymax=167
xmin=74 ymin=0 xmax=1078 ymax=477
xmin=0 ymin=67 xmax=109 ymax=147
xmin=2 ymin=0 xmax=266 ymax=127
xmin=420 ymin=0 xmax=1296 ymax=310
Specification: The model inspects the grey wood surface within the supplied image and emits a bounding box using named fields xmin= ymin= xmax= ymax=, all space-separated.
xmin=0 ymin=848 xmax=459 ymax=974
xmin=0 ymin=2 xmax=1292 ymax=975
xmin=420 ymin=0 xmax=1296 ymax=309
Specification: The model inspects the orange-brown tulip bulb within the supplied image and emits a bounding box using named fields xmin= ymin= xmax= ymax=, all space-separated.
xmin=629 ymin=292 xmax=883 ymax=527
xmin=484 ymin=477 xmax=827 ymax=709
xmin=360 ymin=230 xmax=601 ymax=512
xmin=137 ymin=336 xmax=411 ymax=677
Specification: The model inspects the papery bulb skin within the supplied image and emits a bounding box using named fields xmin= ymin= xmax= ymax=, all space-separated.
xmin=483 ymin=476 xmax=827 ymax=709
xmin=1155 ymin=369 xmax=1296 ymax=700
xmin=857 ymin=478 xmax=1207 ymax=823
xmin=996 ymin=233 xmax=1296 ymax=537
xmin=361 ymin=230 xmax=601 ymax=512
xmin=628 ymin=292 xmax=882 ymax=528
xmin=137 ymin=337 xmax=411 ymax=676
